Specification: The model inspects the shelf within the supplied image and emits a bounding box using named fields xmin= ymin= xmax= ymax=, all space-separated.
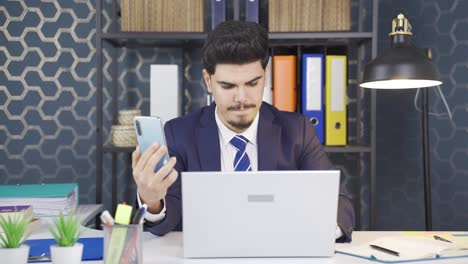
xmin=100 ymin=31 xmax=373 ymax=48
xmin=269 ymin=31 xmax=373 ymax=39
xmin=324 ymin=145 xmax=371 ymax=153
xmin=103 ymin=145 xmax=370 ymax=154
xmin=269 ymin=31 xmax=373 ymax=46
xmin=101 ymin=32 xmax=207 ymax=47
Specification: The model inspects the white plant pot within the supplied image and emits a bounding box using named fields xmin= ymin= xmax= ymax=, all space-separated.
xmin=0 ymin=244 xmax=30 ymax=264
xmin=50 ymin=243 xmax=83 ymax=264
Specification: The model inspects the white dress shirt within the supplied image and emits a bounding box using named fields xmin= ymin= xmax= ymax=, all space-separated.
xmin=216 ymin=108 xmax=259 ymax=172
xmin=138 ymin=107 xmax=343 ymax=239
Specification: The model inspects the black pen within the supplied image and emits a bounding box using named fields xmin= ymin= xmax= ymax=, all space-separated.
xmin=132 ymin=204 xmax=147 ymax=224
xmin=370 ymin=244 xmax=400 ymax=257
xmin=434 ymin=235 xmax=452 ymax=243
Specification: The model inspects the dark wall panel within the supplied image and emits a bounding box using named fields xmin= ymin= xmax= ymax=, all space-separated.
xmin=376 ymin=0 xmax=468 ymax=230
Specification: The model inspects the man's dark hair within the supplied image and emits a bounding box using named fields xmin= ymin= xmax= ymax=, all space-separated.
xmin=203 ymin=20 xmax=269 ymax=75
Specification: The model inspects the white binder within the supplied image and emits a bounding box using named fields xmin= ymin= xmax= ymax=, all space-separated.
xmin=262 ymin=57 xmax=273 ymax=104
xmin=150 ymin=64 xmax=180 ymax=124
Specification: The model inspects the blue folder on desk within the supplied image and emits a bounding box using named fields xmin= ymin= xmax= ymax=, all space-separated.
xmin=25 ymin=237 xmax=103 ymax=262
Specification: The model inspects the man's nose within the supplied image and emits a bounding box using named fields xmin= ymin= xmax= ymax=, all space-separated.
xmin=235 ymin=86 xmax=247 ymax=102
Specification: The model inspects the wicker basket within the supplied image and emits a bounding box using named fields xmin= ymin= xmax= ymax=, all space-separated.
xmin=111 ymin=125 xmax=137 ymax=147
xmin=269 ymin=0 xmax=350 ymax=32
xmin=121 ymin=0 xmax=205 ymax=32
xmin=118 ymin=109 xmax=141 ymax=126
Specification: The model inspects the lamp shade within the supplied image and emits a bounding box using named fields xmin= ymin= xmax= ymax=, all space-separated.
xmin=360 ymin=14 xmax=442 ymax=89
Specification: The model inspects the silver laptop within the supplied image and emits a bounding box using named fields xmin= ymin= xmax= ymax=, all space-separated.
xmin=182 ymin=170 xmax=340 ymax=258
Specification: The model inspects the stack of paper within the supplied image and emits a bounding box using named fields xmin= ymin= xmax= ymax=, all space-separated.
xmin=0 ymin=184 xmax=78 ymax=217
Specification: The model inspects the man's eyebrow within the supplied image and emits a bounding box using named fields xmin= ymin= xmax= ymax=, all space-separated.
xmin=216 ymin=76 xmax=262 ymax=86
xmin=245 ymin=76 xmax=262 ymax=83
xmin=217 ymin=81 xmax=235 ymax=86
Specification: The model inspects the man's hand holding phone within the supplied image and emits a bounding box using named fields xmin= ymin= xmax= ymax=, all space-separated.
xmin=132 ymin=116 xmax=177 ymax=215
xmin=132 ymin=143 xmax=178 ymax=214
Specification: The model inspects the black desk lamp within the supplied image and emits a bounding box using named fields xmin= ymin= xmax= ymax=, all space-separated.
xmin=360 ymin=14 xmax=442 ymax=231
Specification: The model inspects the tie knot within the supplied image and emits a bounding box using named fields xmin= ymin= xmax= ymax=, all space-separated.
xmin=230 ymin=135 xmax=248 ymax=152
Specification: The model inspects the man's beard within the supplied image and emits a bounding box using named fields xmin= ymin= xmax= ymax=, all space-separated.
xmin=228 ymin=118 xmax=254 ymax=130
xmin=227 ymin=103 xmax=256 ymax=130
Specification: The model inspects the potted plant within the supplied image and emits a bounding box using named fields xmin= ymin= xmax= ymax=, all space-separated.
xmin=0 ymin=214 xmax=32 ymax=264
xmin=49 ymin=211 xmax=83 ymax=264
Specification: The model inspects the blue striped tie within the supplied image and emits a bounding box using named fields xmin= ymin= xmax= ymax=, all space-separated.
xmin=230 ymin=135 xmax=252 ymax=171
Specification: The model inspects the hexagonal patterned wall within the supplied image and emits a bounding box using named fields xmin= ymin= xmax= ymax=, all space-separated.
xmin=376 ymin=0 xmax=468 ymax=230
xmin=0 ymin=0 xmax=98 ymax=201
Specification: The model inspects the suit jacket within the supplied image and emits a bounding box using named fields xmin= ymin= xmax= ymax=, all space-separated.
xmin=144 ymin=102 xmax=355 ymax=242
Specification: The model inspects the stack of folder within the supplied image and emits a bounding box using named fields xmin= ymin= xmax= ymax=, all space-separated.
xmin=121 ymin=0 xmax=205 ymax=32
xmin=0 ymin=183 xmax=78 ymax=217
xmin=272 ymin=53 xmax=348 ymax=145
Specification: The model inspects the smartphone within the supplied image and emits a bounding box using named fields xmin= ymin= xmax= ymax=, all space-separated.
xmin=134 ymin=116 xmax=170 ymax=172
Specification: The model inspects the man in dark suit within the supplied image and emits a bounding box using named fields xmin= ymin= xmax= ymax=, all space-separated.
xmin=132 ymin=21 xmax=355 ymax=242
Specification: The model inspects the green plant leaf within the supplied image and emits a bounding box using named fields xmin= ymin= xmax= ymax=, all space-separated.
xmin=0 ymin=212 xmax=32 ymax=248
xmin=48 ymin=210 xmax=82 ymax=247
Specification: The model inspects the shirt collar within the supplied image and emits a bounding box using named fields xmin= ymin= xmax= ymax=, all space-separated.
xmin=215 ymin=106 xmax=259 ymax=147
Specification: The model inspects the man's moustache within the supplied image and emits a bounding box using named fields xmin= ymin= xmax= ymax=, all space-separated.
xmin=228 ymin=104 xmax=256 ymax=111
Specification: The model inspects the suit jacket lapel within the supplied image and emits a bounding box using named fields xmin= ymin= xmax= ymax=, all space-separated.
xmin=258 ymin=103 xmax=281 ymax=170
xmin=196 ymin=104 xmax=221 ymax=171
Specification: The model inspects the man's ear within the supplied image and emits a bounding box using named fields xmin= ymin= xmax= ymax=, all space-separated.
xmin=202 ymin=69 xmax=212 ymax=93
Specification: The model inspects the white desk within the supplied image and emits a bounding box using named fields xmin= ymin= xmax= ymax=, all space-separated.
xmin=138 ymin=231 xmax=468 ymax=264
xmin=29 ymin=230 xmax=468 ymax=264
